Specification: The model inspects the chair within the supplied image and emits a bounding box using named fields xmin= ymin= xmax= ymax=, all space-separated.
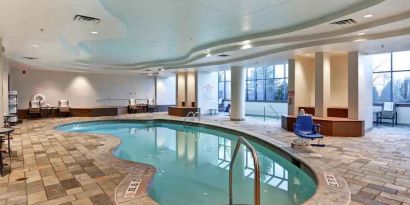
xmin=58 ymin=100 xmax=71 ymax=117
xmin=224 ymin=104 xmax=231 ymax=116
xmin=28 ymin=100 xmax=41 ymax=119
xmin=128 ymin=99 xmax=137 ymax=113
xmin=292 ymin=115 xmax=324 ymax=147
xmin=377 ymin=102 xmax=397 ymax=127
xmin=147 ymin=99 xmax=158 ymax=113
xmin=135 ymin=99 xmax=148 ymax=113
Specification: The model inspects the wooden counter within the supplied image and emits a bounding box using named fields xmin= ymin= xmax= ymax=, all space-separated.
xmin=71 ymin=107 xmax=128 ymax=117
xmin=18 ymin=106 xmax=128 ymax=119
xmin=281 ymin=115 xmax=365 ymax=137
xmin=327 ymin=107 xmax=348 ymax=118
xmin=298 ymin=107 xmax=315 ymax=115
xmin=168 ymin=106 xmax=200 ymax=117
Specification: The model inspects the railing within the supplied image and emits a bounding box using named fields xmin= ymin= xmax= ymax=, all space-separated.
xmin=229 ymin=136 xmax=260 ymax=205
xmin=184 ymin=111 xmax=200 ymax=125
xmin=192 ymin=111 xmax=200 ymax=122
xmin=263 ymin=105 xmax=280 ymax=121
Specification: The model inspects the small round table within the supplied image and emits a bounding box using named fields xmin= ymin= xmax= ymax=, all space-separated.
xmin=0 ymin=128 xmax=14 ymax=157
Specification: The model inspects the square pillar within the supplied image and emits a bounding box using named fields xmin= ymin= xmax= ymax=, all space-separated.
xmin=315 ymin=52 xmax=331 ymax=117
xmin=348 ymin=51 xmax=373 ymax=130
xmin=287 ymin=59 xmax=296 ymax=115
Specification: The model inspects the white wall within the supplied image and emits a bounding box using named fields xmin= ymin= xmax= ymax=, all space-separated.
xmin=197 ymin=71 xmax=218 ymax=114
xmin=245 ymin=102 xmax=287 ymax=117
xmin=156 ymin=76 xmax=176 ymax=105
xmin=330 ymin=54 xmax=348 ymax=107
xmin=10 ymin=66 xmax=155 ymax=108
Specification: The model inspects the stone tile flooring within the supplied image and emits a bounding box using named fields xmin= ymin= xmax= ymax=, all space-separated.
xmin=0 ymin=113 xmax=409 ymax=205
xmin=0 ymin=116 xmax=157 ymax=205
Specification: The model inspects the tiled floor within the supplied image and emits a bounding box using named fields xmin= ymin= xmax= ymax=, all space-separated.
xmin=0 ymin=113 xmax=409 ymax=205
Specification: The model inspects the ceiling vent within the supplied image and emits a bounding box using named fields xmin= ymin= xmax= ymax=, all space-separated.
xmin=218 ymin=54 xmax=230 ymax=57
xmin=330 ymin=18 xmax=356 ymax=25
xmin=73 ymin=15 xmax=101 ymax=24
xmin=22 ymin=57 xmax=38 ymax=60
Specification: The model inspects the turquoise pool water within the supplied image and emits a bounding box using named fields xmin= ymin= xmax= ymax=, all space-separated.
xmin=57 ymin=120 xmax=316 ymax=205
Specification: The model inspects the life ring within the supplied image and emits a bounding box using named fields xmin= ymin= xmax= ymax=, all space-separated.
xmin=33 ymin=93 xmax=46 ymax=105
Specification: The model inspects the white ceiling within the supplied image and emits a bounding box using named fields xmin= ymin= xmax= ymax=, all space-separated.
xmin=1 ymin=0 xmax=410 ymax=72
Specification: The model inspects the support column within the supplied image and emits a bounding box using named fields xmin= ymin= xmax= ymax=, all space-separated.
xmin=0 ymin=40 xmax=5 ymax=127
xmin=230 ymin=66 xmax=246 ymax=121
xmin=348 ymin=51 xmax=373 ymax=130
xmin=287 ymin=59 xmax=296 ymax=115
xmin=315 ymin=52 xmax=331 ymax=117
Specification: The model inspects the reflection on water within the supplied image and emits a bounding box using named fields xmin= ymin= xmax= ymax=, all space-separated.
xmin=57 ymin=121 xmax=316 ymax=205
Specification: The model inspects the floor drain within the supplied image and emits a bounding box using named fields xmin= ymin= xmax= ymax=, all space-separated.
xmin=16 ymin=177 xmax=28 ymax=181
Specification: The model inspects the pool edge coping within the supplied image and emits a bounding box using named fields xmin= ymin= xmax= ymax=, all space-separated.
xmin=52 ymin=116 xmax=351 ymax=205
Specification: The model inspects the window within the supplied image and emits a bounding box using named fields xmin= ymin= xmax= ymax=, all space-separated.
xmin=372 ymin=51 xmax=410 ymax=103
xmin=218 ymin=64 xmax=288 ymax=102
xmin=246 ymin=64 xmax=288 ymax=102
xmin=218 ymin=70 xmax=231 ymax=100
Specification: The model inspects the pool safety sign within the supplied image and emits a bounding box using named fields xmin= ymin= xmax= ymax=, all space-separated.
xmin=324 ymin=172 xmax=339 ymax=187
xmin=124 ymin=179 xmax=141 ymax=198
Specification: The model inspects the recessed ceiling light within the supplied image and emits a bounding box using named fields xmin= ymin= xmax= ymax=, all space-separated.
xmin=32 ymin=44 xmax=39 ymax=47
xmin=354 ymin=39 xmax=367 ymax=42
xmin=241 ymin=44 xmax=252 ymax=50
xmin=242 ymin=40 xmax=251 ymax=45
xmin=90 ymin=31 xmax=98 ymax=34
xmin=206 ymin=53 xmax=212 ymax=57
xmin=357 ymin=32 xmax=366 ymax=36
xmin=363 ymin=14 xmax=373 ymax=18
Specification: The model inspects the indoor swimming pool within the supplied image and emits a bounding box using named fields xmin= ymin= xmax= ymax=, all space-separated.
xmin=56 ymin=120 xmax=316 ymax=205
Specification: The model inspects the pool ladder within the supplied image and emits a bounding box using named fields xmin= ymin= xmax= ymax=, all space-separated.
xmin=229 ymin=136 xmax=260 ymax=205
xmin=183 ymin=111 xmax=200 ymax=125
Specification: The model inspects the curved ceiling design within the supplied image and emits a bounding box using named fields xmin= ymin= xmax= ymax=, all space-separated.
xmin=2 ymin=0 xmax=410 ymax=72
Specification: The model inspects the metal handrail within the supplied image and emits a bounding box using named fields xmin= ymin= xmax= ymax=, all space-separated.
xmin=192 ymin=111 xmax=200 ymax=122
xmin=184 ymin=112 xmax=194 ymax=124
xmin=229 ymin=136 xmax=260 ymax=205
xmin=263 ymin=105 xmax=280 ymax=121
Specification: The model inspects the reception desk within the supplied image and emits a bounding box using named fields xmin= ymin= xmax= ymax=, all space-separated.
xmin=168 ymin=106 xmax=200 ymax=117
xmin=281 ymin=115 xmax=365 ymax=137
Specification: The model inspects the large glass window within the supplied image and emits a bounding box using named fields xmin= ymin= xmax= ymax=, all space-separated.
xmin=246 ymin=64 xmax=288 ymax=102
xmin=218 ymin=64 xmax=288 ymax=102
xmin=218 ymin=70 xmax=231 ymax=100
xmin=372 ymin=51 xmax=410 ymax=103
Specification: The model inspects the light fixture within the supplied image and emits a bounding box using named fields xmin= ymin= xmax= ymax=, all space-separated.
xmin=32 ymin=44 xmax=39 ymax=47
xmin=159 ymin=68 xmax=165 ymax=71
xmin=206 ymin=53 xmax=212 ymax=57
xmin=363 ymin=14 xmax=373 ymax=18
xmin=241 ymin=44 xmax=252 ymax=50
xmin=357 ymin=32 xmax=366 ymax=36
xmin=90 ymin=31 xmax=98 ymax=34
xmin=242 ymin=40 xmax=251 ymax=45
xmin=354 ymin=38 xmax=367 ymax=42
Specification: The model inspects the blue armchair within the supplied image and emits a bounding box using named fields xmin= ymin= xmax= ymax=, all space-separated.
xmin=224 ymin=104 xmax=231 ymax=116
xmin=292 ymin=115 xmax=324 ymax=147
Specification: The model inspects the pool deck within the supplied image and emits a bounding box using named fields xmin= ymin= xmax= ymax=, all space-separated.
xmin=0 ymin=113 xmax=409 ymax=205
